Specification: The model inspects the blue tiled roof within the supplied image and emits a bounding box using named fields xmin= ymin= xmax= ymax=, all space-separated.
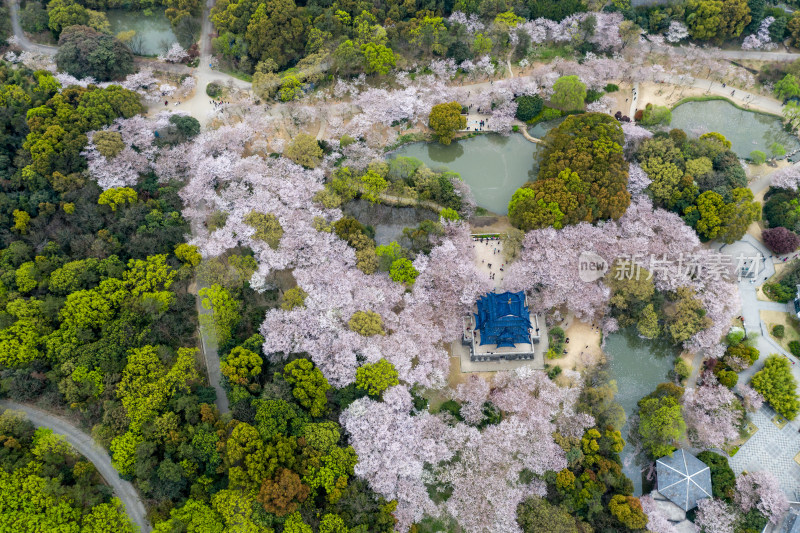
xmin=656 ymin=449 xmax=712 ymax=511
xmin=474 ymin=291 xmax=531 ymax=348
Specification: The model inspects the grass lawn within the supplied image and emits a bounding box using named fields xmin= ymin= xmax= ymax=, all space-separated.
xmin=762 ymin=310 xmax=800 ymax=352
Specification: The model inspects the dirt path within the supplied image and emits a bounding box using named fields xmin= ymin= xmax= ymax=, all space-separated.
xmin=0 ymin=400 xmax=151 ymax=533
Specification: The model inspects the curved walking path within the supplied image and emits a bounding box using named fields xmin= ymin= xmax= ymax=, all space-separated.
xmin=518 ymin=125 xmax=544 ymax=144
xmin=0 ymin=400 xmax=152 ymax=533
xmin=7 ymin=0 xmax=57 ymax=55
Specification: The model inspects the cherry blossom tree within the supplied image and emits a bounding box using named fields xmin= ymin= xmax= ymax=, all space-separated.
xmin=341 ymin=385 xmax=455 ymax=530
xmin=682 ymin=377 xmax=743 ymax=449
xmin=504 ymin=198 xmax=740 ymax=353
xmin=639 ymin=495 xmax=678 ymax=533
xmin=158 ymin=42 xmax=189 ymax=63
xmin=695 ymin=498 xmax=738 ymax=533
xmin=742 ymin=17 xmax=776 ymax=51
xmin=734 ymin=471 xmax=789 ymax=524
xmin=666 ymin=21 xmax=689 ymax=43
xmin=628 ymin=163 xmax=652 ymax=197
xmin=738 ymin=384 xmax=764 ymax=412
xmin=770 ymin=163 xmax=800 ymax=191
xmin=343 ymin=370 xmax=593 ymax=533
xmin=453 ymin=375 xmax=490 ymax=424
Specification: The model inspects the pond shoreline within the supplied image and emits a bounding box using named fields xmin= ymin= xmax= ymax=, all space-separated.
xmin=671 ymin=95 xmax=783 ymax=119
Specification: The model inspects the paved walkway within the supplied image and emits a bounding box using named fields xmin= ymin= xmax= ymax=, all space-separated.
xmin=729 ymin=406 xmax=800 ymax=500
xmin=196 ymin=281 xmax=230 ymax=415
xmin=0 ymin=401 xmax=152 ymax=532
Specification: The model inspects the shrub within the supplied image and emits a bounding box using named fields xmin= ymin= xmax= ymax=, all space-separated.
xmin=764 ymin=282 xmax=796 ymax=303
xmin=715 ymin=368 xmax=738 ymax=388
xmin=640 ymin=103 xmax=672 ymax=126
xmin=515 ymin=95 xmax=544 ymax=122
xmin=548 ymin=326 xmax=566 ymax=355
xmin=726 ymin=328 xmax=745 ymax=346
xmin=697 ymin=451 xmax=736 ymax=501
xmin=585 ymin=88 xmax=603 ymax=103
xmin=539 ymin=107 xmax=562 ymax=121
xmin=439 ymin=399 xmax=464 ymax=421
xmin=751 ymin=355 xmax=800 ymax=419
xmin=790 ymin=340 xmax=800 ymax=357
xmin=604 ymin=83 xmax=619 ymax=93
xmin=206 ymin=82 xmax=222 ymax=97
xmin=773 ymin=324 xmax=786 ymax=338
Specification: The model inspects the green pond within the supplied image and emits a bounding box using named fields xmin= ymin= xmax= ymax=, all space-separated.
xmin=604 ymin=330 xmax=679 ymax=495
xmin=670 ymin=99 xmax=800 ymax=159
xmin=390 ymin=134 xmax=538 ymax=215
xmin=107 ymin=10 xmax=177 ymax=56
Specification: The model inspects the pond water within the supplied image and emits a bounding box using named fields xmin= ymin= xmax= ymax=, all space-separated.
xmin=107 ymin=10 xmax=177 ymax=56
xmin=670 ymin=99 xmax=800 ymax=159
xmin=342 ymin=200 xmax=439 ymax=245
xmin=604 ymin=329 xmax=679 ymax=495
xmin=390 ymin=134 xmax=539 ymax=215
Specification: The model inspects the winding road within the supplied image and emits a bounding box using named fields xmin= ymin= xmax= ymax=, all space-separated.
xmin=0 ymin=401 xmax=152 ymax=533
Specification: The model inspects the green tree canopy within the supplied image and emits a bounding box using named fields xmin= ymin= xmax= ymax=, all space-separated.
xmin=428 ymin=102 xmax=466 ymax=145
xmin=550 ymin=75 xmax=587 ymax=111
xmin=355 ymin=359 xmax=399 ymax=397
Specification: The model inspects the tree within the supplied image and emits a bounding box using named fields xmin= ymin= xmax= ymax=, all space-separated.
xmin=355 ymin=359 xmax=399 ymax=397
xmin=751 ymin=355 xmax=799 ymax=419
xmin=55 ymin=25 xmax=135 ymax=81
xmin=361 ymin=43 xmax=396 ymax=75
xmin=281 ymin=287 xmax=308 ymax=310
xmin=763 ymin=226 xmax=800 ymax=254
xmin=750 ymin=150 xmax=767 ymax=164
xmin=282 ymin=359 xmax=330 ymax=417
xmin=697 ymin=451 xmax=736 ymax=500
xmin=388 ymin=258 xmax=419 ymax=285
xmin=789 ymin=13 xmax=800 ymax=47
xmin=775 ymin=74 xmax=800 ymax=100
xmin=243 ymin=0 xmax=306 ymax=68
xmin=199 ymin=284 xmax=241 ymax=345
xmin=637 ymin=394 xmax=686 ymax=458
xmin=734 ymin=471 xmax=789 ymax=524
xmin=683 ymin=382 xmax=743 ymax=448
xmin=98 ymin=187 xmax=137 ymax=211
xmin=174 ymin=243 xmax=202 ymax=267
xmin=428 ymin=102 xmax=466 ymax=145
xmin=221 ymin=346 xmax=262 ymax=385
xmin=609 ymin=495 xmax=648 ymax=529
xmin=509 ymin=113 xmax=630 ymax=230
xmin=515 ymin=95 xmax=543 ymax=122
xmin=258 ymin=468 xmax=310 ymax=516
xmin=695 ymin=498 xmax=739 ymax=533
xmin=516 ymin=497 xmax=590 ymax=532
xmin=686 ymin=0 xmax=751 ymax=41
xmin=285 ymin=133 xmax=323 ymax=169
xmin=278 ymin=75 xmax=303 ymax=102
xmin=244 ymin=211 xmax=283 ymax=249
xmin=347 ymin=311 xmax=385 ymax=336
xmin=550 ymin=75 xmax=587 ymax=111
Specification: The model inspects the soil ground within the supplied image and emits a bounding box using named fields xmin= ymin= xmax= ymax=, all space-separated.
xmin=762 ymin=309 xmax=800 ymax=353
